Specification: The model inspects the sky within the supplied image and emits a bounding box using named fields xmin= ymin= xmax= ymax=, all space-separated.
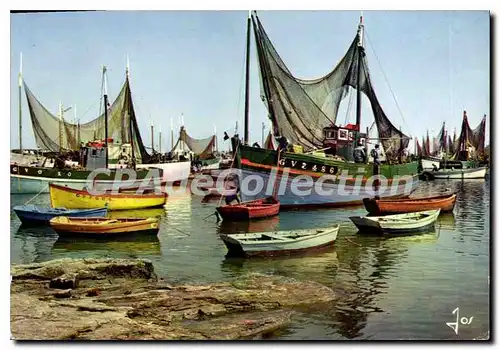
xmin=10 ymin=10 xmax=490 ymax=152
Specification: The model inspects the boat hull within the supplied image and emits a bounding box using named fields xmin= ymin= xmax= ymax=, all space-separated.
xmin=350 ymin=210 xmax=440 ymax=235
xmin=49 ymin=184 xmax=167 ymax=210
xmin=220 ymin=227 xmax=339 ymax=257
xmin=363 ymin=193 xmax=456 ymax=215
xmin=430 ymin=167 xmax=487 ymax=179
xmin=10 ymin=162 xmax=191 ymax=195
xmin=421 ymin=157 xmax=441 ymax=171
xmin=13 ymin=205 xmax=107 ymax=225
xmin=50 ymin=217 xmax=160 ymax=238
xmin=54 ymin=228 xmax=159 ymax=239
xmin=236 ymin=145 xmax=419 ymax=208
xmin=238 ymin=168 xmax=418 ymax=209
xmin=216 ymin=197 xmax=280 ymax=221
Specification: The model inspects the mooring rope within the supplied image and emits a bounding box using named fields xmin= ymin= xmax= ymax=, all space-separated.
xmin=24 ymin=184 xmax=49 ymax=205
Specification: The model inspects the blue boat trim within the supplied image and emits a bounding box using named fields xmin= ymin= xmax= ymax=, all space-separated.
xmin=13 ymin=205 xmax=108 ymax=226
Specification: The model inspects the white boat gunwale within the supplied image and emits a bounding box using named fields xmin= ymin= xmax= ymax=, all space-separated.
xmin=221 ymin=226 xmax=340 ymax=246
xmin=350 ymin=209 xmax=441 ymax=234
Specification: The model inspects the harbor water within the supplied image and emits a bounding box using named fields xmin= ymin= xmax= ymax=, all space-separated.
xmin=10 ymin=179 xmax=490 ymax=340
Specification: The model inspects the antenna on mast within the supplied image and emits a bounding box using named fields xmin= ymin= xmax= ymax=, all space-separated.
xmin=357 ymin=11 xmax=364 ymax=47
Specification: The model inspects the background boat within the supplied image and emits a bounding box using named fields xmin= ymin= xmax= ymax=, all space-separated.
xmin=430 ymin=166 xmax=487 ymax=179
xmin=13 ymin=205 xmax=107 ymax=225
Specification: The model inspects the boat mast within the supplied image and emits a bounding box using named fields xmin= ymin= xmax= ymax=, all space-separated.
xmin=150 ymin=118 xmax=154 ymax=152
xmin=170 ymin=117 xmax=174 ymax=151
xmin=355 ymin=13 xmax=364 ymax=132
xmin=243 ymin=10 xmax=251 ymax=144
xmin=103 ymin=65 xmax=109 ymax=168
xmin=18 ymin=53 xmax=23 ymax=152
xmin=159 ymin=126 xmax=162 ymax=154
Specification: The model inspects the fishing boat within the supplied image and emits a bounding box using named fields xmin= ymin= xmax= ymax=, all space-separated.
xmin=363 ymin=192 xmax=456 ymax=215
xmin=220 ymin=225 xmax=339 ymax=257
xmin=232 ymin=12 xmax=419 ymax=209
xmin=11 ymin=62 xmax=190 ymax=195
xmin=421 ymin=156 xmax=441 ymax=171
xmin=49 ymin=183 xmax=167 ymax=210
xmin=420 ymin=112 xmax=487 ymax=180
xmin=13 ymin=205 xmax=107 ymax=225
xmin=350 ymin=209 xmax=441 ymax=235
xmin=49 ymin=216 xmax=160 ymax=238
xmin=216 ymin=196 xmax=280 ymax=221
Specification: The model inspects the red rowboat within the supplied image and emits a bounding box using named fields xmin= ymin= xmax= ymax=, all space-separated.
xmin=216 ymin=196 xmax=280 ymax=221
xmin=363 ymin=192 xmax=457 ymax=216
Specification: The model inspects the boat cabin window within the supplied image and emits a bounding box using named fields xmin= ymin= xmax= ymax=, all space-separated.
xmin=338 ymin=129 xmax=348 ymax=140
xmin=325 ymin=130 xmax=338 ymax=140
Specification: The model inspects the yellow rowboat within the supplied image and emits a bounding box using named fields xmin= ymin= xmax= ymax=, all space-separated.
xmin=49 ymin=216 xmax=160 ymax=238
xmin=49 ymin=183 xmax=167 ymax=210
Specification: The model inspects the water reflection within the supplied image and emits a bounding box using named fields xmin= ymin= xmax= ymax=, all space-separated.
xmin=9 ymin=179 xmax=490 ymax=340
xmin=437 ymin=212 xmax=456 ymax=230
xmin=13 ymin=225 xmax=58 ymax=264
xmin=324 ymin=228 xmax=439 ymax=339
xmin=53 ymin=235 xmax=161 ymax=257
xmin=222 ymin=247 xmax=339 ymax=276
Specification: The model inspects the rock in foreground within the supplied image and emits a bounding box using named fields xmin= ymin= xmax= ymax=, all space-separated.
xmin=11 ymin=258 xmax=336 ymax=340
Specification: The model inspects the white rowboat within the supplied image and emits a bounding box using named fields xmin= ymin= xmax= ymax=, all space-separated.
xmin=350 ymin=209 xmax=441 ymax=235
xmin=430 ymin=167 xmax=487 ymax=179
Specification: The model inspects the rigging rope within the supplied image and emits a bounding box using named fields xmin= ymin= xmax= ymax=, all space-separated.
xmin=344 ymin=86 xmax=355 ymax=126
xmin=235 ymin=32 xmax=248 ymax=134
xmin=364 ymin=29 xmax=411 ymax=136
xmin=97 ymin=69 xmax=105 ymax=123
xmin=24 ymin=184 xmax=49 ymax=205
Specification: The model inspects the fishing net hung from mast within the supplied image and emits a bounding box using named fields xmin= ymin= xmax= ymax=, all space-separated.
xmin=23 ymin=74 xmax=152 ymax=163
xmin=251 ymin=12 xmax=410 ymax=159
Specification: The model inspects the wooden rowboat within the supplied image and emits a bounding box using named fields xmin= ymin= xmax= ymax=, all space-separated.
xmin=220 ymin=225 xmax=339 ymax=257
xmin=350 ymin=209 xmax=441 ymax=235
xmin=13 ymin=204 xmax=107 ymax=226
xmin=216 ymin=196 xmax=280 ymax=221
xmin=49 ymin=183 xmax=167 ymax=210
xmin=363 ymin=193 xmax=456 ymax=215
xmin=49 ymin=216 xmax=160 ymax=238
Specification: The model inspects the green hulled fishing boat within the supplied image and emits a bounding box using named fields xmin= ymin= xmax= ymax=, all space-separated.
xmin=232 ymin=12 xmax=419 ymax=208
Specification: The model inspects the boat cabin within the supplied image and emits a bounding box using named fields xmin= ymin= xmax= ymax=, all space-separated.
xmin=78 ymin=138 xmax=136 ymax=170
xmin=79 ymin=143 xmax=107 ymax=170
xmin=322 ymin=123 xmax=366 ymax=161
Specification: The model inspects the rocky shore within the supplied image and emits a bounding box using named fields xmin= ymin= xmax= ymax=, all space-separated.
xmin=11 ymin=258 xmax=337 ymax=340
